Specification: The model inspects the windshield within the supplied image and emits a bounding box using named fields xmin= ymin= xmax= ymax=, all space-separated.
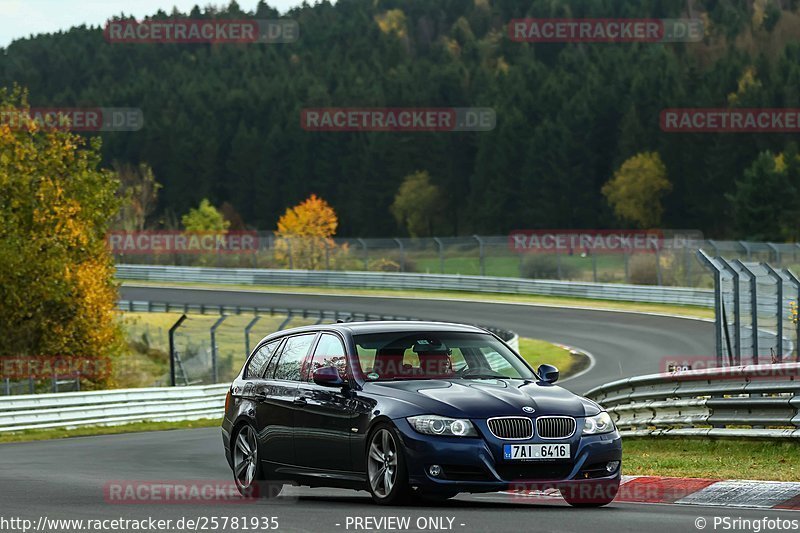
xmin=353 ymin=331 xmax=534 ymax=382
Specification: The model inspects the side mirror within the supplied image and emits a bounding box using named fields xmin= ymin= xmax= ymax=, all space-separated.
xmin=537 ymin=364 xmax=559 ymax=384
xmin=313 ymin=366 xmax=345 ymax=387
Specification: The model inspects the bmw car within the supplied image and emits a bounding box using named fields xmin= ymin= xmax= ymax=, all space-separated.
xmin=222 ymin=321 xmax=621 ymax=506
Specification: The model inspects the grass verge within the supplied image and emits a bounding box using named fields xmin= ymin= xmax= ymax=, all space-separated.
xmin=518 ymin=337 xmax=579 ymax=377
xmin=121 ymin=281 xmax=713 ymax=320
xmin=0 ymin=418 xmax=222 ymax=444
xmin=622 ymin=438 xmax=800 ymax=481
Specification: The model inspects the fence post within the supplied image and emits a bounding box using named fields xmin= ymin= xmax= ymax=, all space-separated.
xmin=358 ymin=238 xmax=368 ymax=270
xmin=393 ymin=238 xmax=406 ymax=272
xmin=655 ymin=247 xmax=663 ymax=286
xmin=696 ymin=249 xmax=724 ymax=366
xmin=3 ymin=378 xmax=9 ymax=396
xmin=244 ymin=315 xmax=261 ymax=357
xmin=623 ymin=250 xmax=630 ymax=283
xmin=210 ymin=315 xmax=227 ymax=384
xmin=739 ymin=241 xmax=751 ymax=260
xmin=733 ymin=260 xmax=759 ymax=364
xmin=285 ymin=238 xmax=294 ymax=270
xmin=324 ymin=240 xmax=330 ymax=270
xmin=782 ymin=268 xmax=800 ymax=361
xmin=168 ymin=314 xmax=188 ymax=387
xmin=29 ymin=376 xmax=34 ymax=394
xmin=762 ymin=263 xmax=784 ymax=361
xmin=473 ymin=235 xmax=485 ymax=276
xmin=591 ymin=249 xmax=597 ymax=282
xmin=717 ymin=258 xmax=741 ymax=365
xmin=766 ymin=242 xmax=781 ymax=265
xmin=433 ymin=237 xmax=445 ymax=274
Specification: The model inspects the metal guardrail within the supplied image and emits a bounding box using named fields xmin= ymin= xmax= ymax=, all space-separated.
xmin=0 ymin=384 xmax=228 ymax=432
xmin=116 ymin=265 xmax=713 ymax=307
xmin=586 ymin=363 xmax=800 ymax=438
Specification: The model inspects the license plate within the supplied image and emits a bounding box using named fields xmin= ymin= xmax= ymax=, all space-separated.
xmin=503 ymin=444 xmax=570 ymax=460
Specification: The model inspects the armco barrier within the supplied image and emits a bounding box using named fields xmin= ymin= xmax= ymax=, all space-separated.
xmin=586 ymin=362 xmax=800 ymax=438
xmin=0 ymin=384 xmax=228 ymax=432
xmin=116 ymin=265 xmax=713 ymax=307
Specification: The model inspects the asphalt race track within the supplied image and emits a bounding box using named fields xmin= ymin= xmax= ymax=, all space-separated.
xmin=7 ymin=286 xmax=784 ymax=533
xmin=3 ymin=423 xmax=798 ymax=533
xmin=119 ymin=285 xmax=715 ymax=393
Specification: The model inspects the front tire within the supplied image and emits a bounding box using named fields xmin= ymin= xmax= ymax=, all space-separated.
xmin=366 ymin=424 xmax=411 ymax=505
xmin=232 ymin=424 xmax=283 ymax=499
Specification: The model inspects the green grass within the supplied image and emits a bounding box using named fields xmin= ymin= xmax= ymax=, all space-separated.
xmin=517 ymin=337 xmax=579 ymax=377
xmin=623 ymin=438 xmax=800 ymax=481
xmin=0 ymin=418 xmax=222 ymax=444
xmin=121 ymin=281 xmax=713 ymax=320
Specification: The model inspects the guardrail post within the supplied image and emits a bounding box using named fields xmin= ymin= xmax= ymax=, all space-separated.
xmin=717 ymin=258 xmax=741 ymax=365
xmin=591 ymin=249 xmax=597 ymax=282
xmin=783 ymin=268 xmax=800 ymax=361
xmin=358 ymin=238 xmax=368 ymax=270
xmin=210 ymin=315 xmax=227 ymax=384
xmin=169 ymin=314 xmax=188 ymax=387
xmin=244 ymin=315 xmax=261 ymax=357
xmin=393 ymin=238 xmax=406 ymax=272
xmin=763 ymin=263 xmax=784 ymax=361
xmin=696 ymin=249 xmax=724 ymax=366
xmin=473 ymin=235 xmax=485 ymax=276
xmin=733 ymin=260 xmax=759 ymax=364
xmin=433 ymin=237 xmax=445 ymax=274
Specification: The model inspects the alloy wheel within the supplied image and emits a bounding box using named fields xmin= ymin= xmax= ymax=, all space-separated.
xmin=367 ymin=428 xmax=398 ymax=498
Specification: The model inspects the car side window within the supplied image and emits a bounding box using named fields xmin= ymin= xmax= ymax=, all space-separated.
xmin=245 ymin=339 xmax=281 ymax=379
xmin=304 ymin=333 xmax=347 ymax=381
xmin=272 ymin=333 xmax=317 ymax=381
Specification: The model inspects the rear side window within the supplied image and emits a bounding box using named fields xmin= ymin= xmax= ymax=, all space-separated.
xmin=304 ymin=333 xmax=347 ymax=381
xmin=245 ymin=340 xmax=281 ymax=378
xmin=272 ymin=333 xmax=317 ymax=381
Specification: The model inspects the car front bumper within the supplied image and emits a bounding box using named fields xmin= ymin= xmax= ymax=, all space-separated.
xmin=393 ymin=417 xmax=622 ymax=494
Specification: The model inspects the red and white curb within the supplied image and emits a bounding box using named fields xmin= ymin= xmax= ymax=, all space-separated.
xmin=508 ymin=476 xmax=800 ymax=510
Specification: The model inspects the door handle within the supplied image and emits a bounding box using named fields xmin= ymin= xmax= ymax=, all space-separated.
xmin=293 ymin=397 xmax=307 ymax=406
xmin=253 ymin=392 xmax=267 ymax=401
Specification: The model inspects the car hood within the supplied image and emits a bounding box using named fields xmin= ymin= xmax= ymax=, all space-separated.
xmin=365 ymin=379 xmax=596 ymax=419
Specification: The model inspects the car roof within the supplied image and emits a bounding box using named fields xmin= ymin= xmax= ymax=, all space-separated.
xmin=255 ymin=320 xmax=488 ymax=346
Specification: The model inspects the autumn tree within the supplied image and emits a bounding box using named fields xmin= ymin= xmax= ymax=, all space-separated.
xmin=0 ymin=88 xmax=123 ymax=387
xmin=113 ymin=162 xmax=161 ymax=231
xmin=181 ymin=198 xmax=230 ymax=232
xmin=602 ymin=152 xmax=672 ymax=228
xmin=274 ymin=194 xmax=344 ymax=270
xmin=390 ymin=171 xmax=444 ymax=237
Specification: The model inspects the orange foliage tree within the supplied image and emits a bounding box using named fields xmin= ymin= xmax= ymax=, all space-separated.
xmin=274 ymin=194 xmax=347 ymax=269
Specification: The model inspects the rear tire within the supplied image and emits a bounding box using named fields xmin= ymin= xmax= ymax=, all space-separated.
xmin=365 ymin=424 xmax=411 ymax=505
xmin=232 ymin=424 xmax=283 ymax=499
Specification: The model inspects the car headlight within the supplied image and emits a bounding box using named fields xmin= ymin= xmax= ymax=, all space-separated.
xmin=582 ymin=412 xmax=615 ymax=435
xmin=407 ymin=415 xmax=478 ymax=437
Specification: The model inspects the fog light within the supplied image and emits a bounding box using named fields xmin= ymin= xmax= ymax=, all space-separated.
xmin=606 ymin=461 xmax=620 ymax=473
xmin=429 ymin=465 xmax=442 ymax=477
